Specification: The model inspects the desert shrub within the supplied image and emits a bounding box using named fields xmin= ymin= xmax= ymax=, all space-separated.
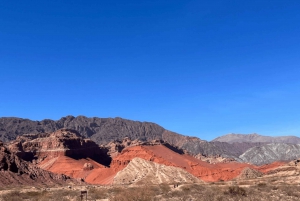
xmin=192 ymin=184 xmax=205 ymax=192
xmin=238 ymin=181 xmax=250 ymax=185
xmin=164 ymin=189 xmax=183 ymax=199
xmin=0 ymin=191 xmax=21 ymax=201
xmin=22 ymin=190 xmax=48 ymax=199
xmin=109 ymin=186 xmax=155 ymax=201
xmin=49 ymin=189 xmax=79 ymax=201
xmin=0 ymin=190 xmax=51 ymax=201
xmin=268 ymin=177 xmax=277 ymax=182
xmin=225 ymin=186 xmax=247 ymax=196
xmin=158 ymin=183 xmax=170 ymax=194
xmin=280 ymin=185 xmax=300 ymax=198
xmin=108 ymin=186 xmax=124 ymax=194
xmin=88 ymin=188 xmax=109 ymax=200
xmin=181 ymin=185 xmax=191 ymax=192
xmin=257 ymin=182 xmax=267 ymax=187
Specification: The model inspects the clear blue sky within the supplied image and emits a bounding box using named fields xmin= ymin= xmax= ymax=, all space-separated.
xmin=1 ymin=0 xmax=300 ymax=140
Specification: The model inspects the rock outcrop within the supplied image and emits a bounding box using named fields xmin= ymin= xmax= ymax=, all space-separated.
xmin=212 ymin=133 xmax=300 ymax=144
xmin=0 ymin=141 xmax=81 ymax=186
xmin=113 ymin=157 xmax=201 ymax=185
xmin=8 ymin=128 xmax=111 ymax=166
xmin=239 ymin=143 xmax=300 ymax=165
xmin=109 ymin=144 xmax=259 ymax=182
xmin=0 ymin=116 xmax=259 ymax=161
xmin=104 ymin=137 xmax=165 ymax=158
xmin=237 ymin=167 xmax=263 ymax=179
xmin=0 ymin=116 xmax=165 ymax=144
xmin=3 ymin=116 xmax=300 ymax=166
xmin=288 ymin=158 xmax=300 ymax=166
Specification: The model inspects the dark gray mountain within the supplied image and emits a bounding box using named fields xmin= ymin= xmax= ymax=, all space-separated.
xmin=209 ymin=141 xmax=267 ymax=159
xmin=239 ymin=143 xmax=300 ymax=165
xmin=0 ymin=116 xmax=264 ymax=160
xmin=212 ymin=133 xmax=300 ymax=144
xmin=0 ymin=116 xmax=165 ymax=144
xmin=2 ymin=116 xmax=299 ymax=165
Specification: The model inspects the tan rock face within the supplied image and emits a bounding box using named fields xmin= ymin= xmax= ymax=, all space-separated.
xmin=6 ymin=131 xmax=289 ymax=185
xmin=113 ymin=157 xmax=202 ymax=185
xmin=288 ymin=158 xmax=300 ymax=166
xmin=194 ymin=153 xmax=236 ymax=164
xmin=237 ymin=167 xmax=263 ymax=179
xmin=108 ymin=144 xmax=261 ymax=182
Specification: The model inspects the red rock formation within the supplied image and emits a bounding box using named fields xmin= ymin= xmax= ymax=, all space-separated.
xmin=104 ymin=138 xmax=165 ymax=158
xmin=8 ymin=128 xmax=111 ymax=166
xmin=6 ymin=129 xmax=114 ymax=185
xmin=0 ymin=141 xmax=81 ymax=187
xmin=7 ymin=131 xmax=287 ymax=185
xmin=109 ymin=144 xmax=260 ymax=182
xmin=257 ymin=161 xmax=286 ymax=173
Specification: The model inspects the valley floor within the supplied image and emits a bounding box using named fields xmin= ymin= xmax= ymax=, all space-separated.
xmin=1 ymin=175 xmax=300 ymax=201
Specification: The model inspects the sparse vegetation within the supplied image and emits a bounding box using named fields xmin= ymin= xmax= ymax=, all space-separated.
xmin=225 ymin=186 xmax=247 ymax=196
xmin=1 ymin=178 xmax=300 ymax=201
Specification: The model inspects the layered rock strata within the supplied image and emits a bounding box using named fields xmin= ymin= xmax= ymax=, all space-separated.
xmin=113 ymin=157 xmax=201 ymax=185
xmin=0 ymin=141 xmax=81 ymax=186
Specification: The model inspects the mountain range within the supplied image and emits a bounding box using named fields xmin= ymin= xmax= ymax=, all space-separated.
xmin=212 ymin=133 xmax=300 ymax=144
xmin=1 ymin=116 xmax=300 ymax=187
xmin=1 ymin=115 xmax=300 ymax=166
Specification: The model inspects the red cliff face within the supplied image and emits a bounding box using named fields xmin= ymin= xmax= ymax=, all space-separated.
xmin=0 ymin=141 xmax=81 ymax=187
xmin=8 ymin=129 xmax=111 ymax=166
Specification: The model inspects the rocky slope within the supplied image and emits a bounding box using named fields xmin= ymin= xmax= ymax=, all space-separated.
xmin=0 ymin=116 xmax=265 ymax=161
xmin=239 ymin=143 xmax=300 ymax=165
xmin=7 ymin=128 xmax=111 ymax=166
xmin=237 ymin=167 xmax=263 ymax=179
xmin=3 ymin=116 xmax=300 ymax=166
xmin=113 ymin=157 xmax=201 ymax=185
xmin=0 ymin=141 xmax=81 ymax=187
xmin=109 ymin=144 xmax=260 ymax=182
xmin=212 ymin=133 xmax=300 ymax=144
xmin=5 ymin=129 xmax=291 ymax=185
xmin=0 ymin=116 xmax=165 ymax=144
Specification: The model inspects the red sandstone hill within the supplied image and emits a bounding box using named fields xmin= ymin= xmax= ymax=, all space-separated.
xmin=109 ymin=144 xmax=257 ymax=182
xmin=6 ymin=129 xmax=289 ymax=185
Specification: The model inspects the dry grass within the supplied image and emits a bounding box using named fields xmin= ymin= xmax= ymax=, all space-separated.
xmin=1 ymin=177 xmax=300 ymax=201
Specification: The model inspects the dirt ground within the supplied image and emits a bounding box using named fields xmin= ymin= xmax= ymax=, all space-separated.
xmin=1 ymin=173 xmax=300 ymax=201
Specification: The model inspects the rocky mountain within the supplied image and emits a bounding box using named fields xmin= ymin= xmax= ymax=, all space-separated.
xmin=113 ymin=157 xmax=201 ymax=185
xmin=180 ymin=140 xmax=266 ymax=160
xmin=212 ymin=133 xmax=300 ymax=144
xmin=0 ymin=116 xmax=165 ymax=144
xmin=0 ymin=141 xmax=81 ymax=187
xmin=0 ymin=116 xmax=266 ymax=161
xmin=108 ymin=143 xmax=260 ymax=182
xmin=5 ymin=128 xmax=296 ymax=185
xmin=8 ymin=128 xmax=111 ymax=166
xmin=3 ymin=116 xmax=300 ymax=166
xmin=239 ymin=143 xmax=300 ymax=165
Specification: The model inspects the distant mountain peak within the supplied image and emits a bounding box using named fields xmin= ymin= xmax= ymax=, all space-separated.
xmin=212 ymin=133 xmax=300 ymax=144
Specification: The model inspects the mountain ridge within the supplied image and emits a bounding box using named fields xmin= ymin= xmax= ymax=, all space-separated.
xmin=2 ymin=116 xmax=300 ymax=166
xmin=212 ymin=133 xmax=300 ymax=144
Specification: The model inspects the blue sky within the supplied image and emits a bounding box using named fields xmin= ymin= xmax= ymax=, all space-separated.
xmin=1 ymin=0 xmax=300 ymax=140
